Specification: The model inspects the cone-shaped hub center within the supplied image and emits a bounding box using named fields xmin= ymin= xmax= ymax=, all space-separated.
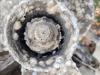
xmin=34 ymin=24 xmax=52 ymax=43
xmin=24 ymin=17 xmax=61 ymax=54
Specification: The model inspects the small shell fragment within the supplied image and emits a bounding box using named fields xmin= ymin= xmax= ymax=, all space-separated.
xmin=30 ymin=58 xmax=37 ymax=66
xmin=46 ymin=58 xmax=54 ymax=65
xmin=13 ymin=21 xmax=22 ymax=30
xmin=13 ymin=33 xmax=19 ymax=40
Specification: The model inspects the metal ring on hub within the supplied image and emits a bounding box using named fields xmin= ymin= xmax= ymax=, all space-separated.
xmin=4 ymin=0 xmax=79 ymax=71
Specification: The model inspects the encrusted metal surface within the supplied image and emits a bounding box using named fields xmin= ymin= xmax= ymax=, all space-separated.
xmin=24 ymin=17 xmax=61 ymax=54
xmin=3 ymin=0 xmax=79 ymax=72
xmin=0 ymin=0 xmax=99 ymax=75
